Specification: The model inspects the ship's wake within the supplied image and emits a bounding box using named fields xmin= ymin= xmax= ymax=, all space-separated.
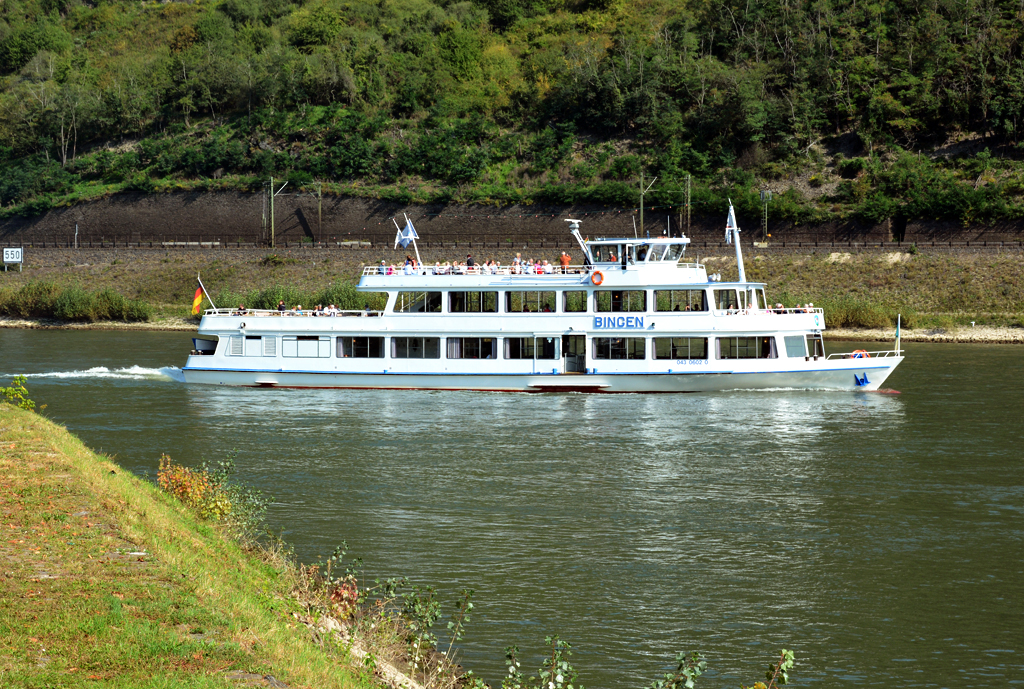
xmin=14 ymin=366 xmax=185 ymax=382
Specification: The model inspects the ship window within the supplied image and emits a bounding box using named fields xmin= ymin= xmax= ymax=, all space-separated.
xmin=593 ymin=337 xmax=646 ymax=360
xmin=506 ymin=291 xmax=556 ymax=313
xmin=784 ymin=335 xmax=807 ymax=357
xmin=716 ymin=336 xmax=777 ymax=359
xmin=753 ymin=289 xmax=767 ymax=310
xmin=338 ymin=336 xmax=384 ymax=358
xmin=283 ymin=335 xmax=331 ymax=358
xmin=714 ymin=289 xmax=741 ymax=310
xmin=447 ymin=337 xmax=497 ymax=359
xmin=263 ymin=336 xmax=277 ymax=357
xmin=663 ymin=244 xmax=684 ymax=262
xmin=806 ymin=334 xmax=825 ymax=357
xmin=653 ymin=337 xmax=708 ymax=360
xmin=449 ymin=291 xmax=498 ymax=313
xmin=562 ymin=291 xmax=587 ymax=313
xmin=391 ymin=337 xmax=441 ymax=358
xmin=244 ymin=336 xmax=261 ymax=357
xmin=229 ymin=336 xmax=243 ymax=356
xmin=504 ymin=337 xmax=560 ymax=360
xmin=590 ymin=244 xmax=622 ymax=263
xmin=394 ymin=291 xmax=442 ymax=313
xmin=655 ymin=290 xmax=707 ymax=312
xmin=595 ymin=290 xmax=646 ymax=312
xmin=647 ymin=245 xmax=667 ymax=261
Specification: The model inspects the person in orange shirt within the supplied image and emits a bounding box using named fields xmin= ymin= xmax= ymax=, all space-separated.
xmin=559 ymin=251 xmax=572 ymax=273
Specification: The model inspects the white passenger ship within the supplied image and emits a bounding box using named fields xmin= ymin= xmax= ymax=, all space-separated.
xmin=182 ymin=208 xmax=903 ymax=392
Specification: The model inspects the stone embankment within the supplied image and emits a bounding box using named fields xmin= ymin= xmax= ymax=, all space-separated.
xmin=3 ymin=191 xmax=1024 ymax=248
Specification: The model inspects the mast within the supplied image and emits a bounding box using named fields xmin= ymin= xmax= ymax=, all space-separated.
xmin=565 ymin=219 xmax=593 ymax=264
xmin=725 ymin=201 xmax=746 ymax=283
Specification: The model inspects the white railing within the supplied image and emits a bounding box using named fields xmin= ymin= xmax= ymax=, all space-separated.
xmin=203 ymin=308 xmax=382 ymax=317
xmin=826 ymin=349 xmax=903 ymax=360
xmin=715 ymin=307 xmax=825 ymax=316
xmin=360 ymin=262 xmax=705 ymax=277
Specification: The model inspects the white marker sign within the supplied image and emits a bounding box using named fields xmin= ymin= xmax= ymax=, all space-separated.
xmin=3 ymin=247 xmax=23 ymax=264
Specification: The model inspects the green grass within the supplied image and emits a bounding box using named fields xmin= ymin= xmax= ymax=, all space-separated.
xmin=0 ymin=405 xmax=374 ymax=688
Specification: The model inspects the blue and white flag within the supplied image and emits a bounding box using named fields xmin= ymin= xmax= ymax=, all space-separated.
xmin=394 ymin=219 xmax=419 ymax=249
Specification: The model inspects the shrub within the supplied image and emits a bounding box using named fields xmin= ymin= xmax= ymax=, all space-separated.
xmin=1 ymin=375 xmax=38 ymax=411
xmin=813 ymin=294 xmax=913 ymax=329
xmin=0 ymin=281 xmax=61 ymax=317
xmin=157 ymin=453 xmax=270 ymax=544
xmin=0 ymin=282 xmax=151 ymax=322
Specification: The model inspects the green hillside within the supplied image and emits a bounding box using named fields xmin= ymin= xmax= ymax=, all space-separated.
xmin=2 ymin=0 xmax=1023 ymax=225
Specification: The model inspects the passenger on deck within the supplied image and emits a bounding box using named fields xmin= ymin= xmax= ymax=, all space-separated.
xmin=466 ymin=254 xmax=474 ymax=268
xmin=233 ymin=304 xmax=247 ymax=316
xmin=559 ymin=251 xmax=572 ymax=273
xmin=327 ymin=304 xmax=338 ymax=316
xmin=277 ymin=300 xmax=287 ymax=314
xmin=379 ymin=260 xmax=386 ymax=275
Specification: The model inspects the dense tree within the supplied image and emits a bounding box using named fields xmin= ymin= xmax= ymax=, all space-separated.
xmin=0 ymin=0 xmax=1022 ymax=223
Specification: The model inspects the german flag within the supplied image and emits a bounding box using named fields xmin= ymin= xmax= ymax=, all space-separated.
xmin=191 ymin=287 xmax=204 ymax=315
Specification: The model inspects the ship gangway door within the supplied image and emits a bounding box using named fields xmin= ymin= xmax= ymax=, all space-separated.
xmin=562 ymin=335 xmax=586 ymax=374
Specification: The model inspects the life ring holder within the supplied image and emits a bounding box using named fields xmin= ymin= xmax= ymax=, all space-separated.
xmin=851 ymin=349 xmax=870 ymax=359
xmin=591 ymin=271 xmax=605 ymax=286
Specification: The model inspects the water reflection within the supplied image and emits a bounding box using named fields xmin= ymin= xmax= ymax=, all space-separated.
xmin=2 ymin=330 xmax=1021 ymax=688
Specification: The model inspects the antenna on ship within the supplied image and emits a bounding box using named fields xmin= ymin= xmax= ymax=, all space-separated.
xmin=725 ymin=200 xmax=747 ymax=283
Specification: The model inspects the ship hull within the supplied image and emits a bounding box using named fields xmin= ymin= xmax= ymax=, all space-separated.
xmin=183 ymin=357 xmax=902 ymax=392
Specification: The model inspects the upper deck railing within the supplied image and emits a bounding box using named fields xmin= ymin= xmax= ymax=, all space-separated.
xmin=202 ymin=308 xmax=382 ymax=317
xmin=826 ymin=349 xmax=903 ymax=360
xmin=715 ymin=307 xmax=824 ymax=316
xmin=360 ymin=263 xmax=704 ymax=277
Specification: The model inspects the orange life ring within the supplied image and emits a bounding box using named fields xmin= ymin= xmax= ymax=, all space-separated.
xmin=591 ymin=271 xmax=604 ymax=286
xmin=851 ymin=349 xmax=870 ymax=359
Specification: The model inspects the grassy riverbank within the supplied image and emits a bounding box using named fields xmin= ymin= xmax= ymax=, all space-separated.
xmin=0 ymin=404 xmax=374 ymax=688
xmin=1 ymin=247 xmax=1023 ymax=341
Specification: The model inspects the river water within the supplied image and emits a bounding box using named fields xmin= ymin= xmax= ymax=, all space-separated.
xmin=1 ymin=329 xmax=1021 ymax=688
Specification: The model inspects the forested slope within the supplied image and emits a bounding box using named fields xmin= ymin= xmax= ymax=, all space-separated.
xmin=2 ymin=0 xmax=1023 ymax=226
